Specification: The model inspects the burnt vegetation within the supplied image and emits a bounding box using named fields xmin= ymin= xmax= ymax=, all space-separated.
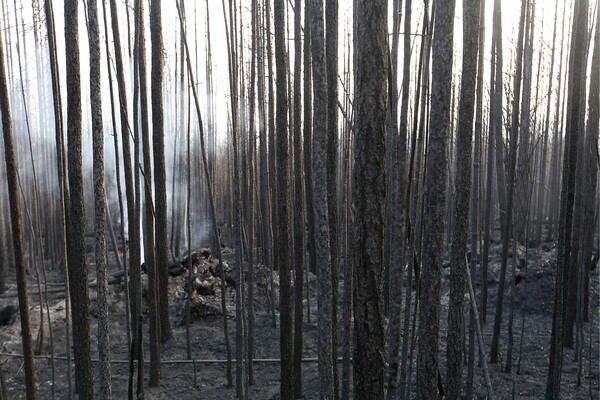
xmin=0 ymin=0 xmax=598 ymax=399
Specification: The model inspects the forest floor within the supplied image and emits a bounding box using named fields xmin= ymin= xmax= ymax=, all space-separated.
xmin=0 ymin=235 xmax=598 ymax=399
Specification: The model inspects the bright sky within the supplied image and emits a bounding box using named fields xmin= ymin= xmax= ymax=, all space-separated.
xmin=0 ymin=0 xmax=588 ymax=158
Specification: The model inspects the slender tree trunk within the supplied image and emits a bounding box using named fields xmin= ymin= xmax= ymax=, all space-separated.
xmin=45 ymin=0 xmax=72 ymax=395
xmin=108 ymin=0 xmax=140 ymax=356
xmin=274 ymin=0 xmax=294 ymax=397
xmin=64 ymin=0 xmax=94 ymax=396
xmin=493 ymin=0 xmax=527 ymax=359
xmin=398 ymin=6 xmax=431 ymax=398
xmin=303 ymin=0 xmax=315 ymax=321
xmin=13 ymin=0 xmax=45 ymax=358
xmin=303 ymin=0 xmax=315 ymax=331
xmin=292 ymin=0 xmax=305 ymax=396
xmin=547 ymin=2 xmax=568 ymax=243
xmin=384 ymin=0 xmax=404 ymax=397
xmin=222 ymin=0 xmax=247 ymax=396
xmin=579 ymin=0 xmax=599 ymax=323
xmin=514 ymin=0 xmax=536 ymax=244
xmin=340 ymin=45 xmax=353 ymax=400
xmin=131 ymin=8 xmax=146 ymax=396
xmin=492 ymin=0 xmax=523 ymax=365
xmin=507 ymin=0 xmax=536 ymax=373
xmin=417 ymin=0 xmax=456 ymax=398
xmin=247 ymin=0 xmax=258 ymax=386
xmin=446 ymin=0 xmax=481 ymax=397
xmin=325 ymin=1 xmax=339 ymax=394
xmin=0 ymin=15 xmax=38 ymax=400
xmin=87 ymin=0 xmax=112 ymax=396
xmin=466 ymin=2 xmax=486 ymax=398
xmin=176 ymin=0 xmax=233 ymax=385
xmin=309 ymin=0 xmax=335 ymax=398
xmin=535 ymin=0 xmax=561 ymax=247
xmin=492 ymin=0 xmax=507 ymax=241
xmin=546 ymin=0 xmax=589 ymax=396
xmin=0 ymin=147 xmax=6 ymax=295
xmin=151 ymin=0 xmax=173 ymax=342
xmin=565 ymin=5 xmax=593 ymax=347
xmin=480 ymin=24 xmax=496 ymax=326
xmin=257 ymin=0 xmax=276 ymax=330
xmin=135 ymin=0 xmax=159 ymax=386
xmin=266 ymin=0 xmax=278 ymax=290
xmin=490 ymin=2 xmax=512 ymax=346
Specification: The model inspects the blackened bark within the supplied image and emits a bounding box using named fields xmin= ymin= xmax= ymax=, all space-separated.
xmin=274 ymin=0 xmax=294 ymax=398
xmin=546 ymin=0 xmax=589 ymax=396
xmin=325 ymin=1 xmax=339 ymax=395
xmin=535 ymin=0 xmax=561 ymax=247
xmin=257 ymin=0 xmax=276 ymax=331
xmin=87 ymin=0 xmax=112 ymax=396
xmin=223 ymin=1 xmax=246 ymax=397
xmin=446 ymin=0 xmax=481 ymax=397
xmin=151 ymin=0 xmax=173 ymax=342
xmin=107 ymin=3 xmax=144 ymax=377
xmin=247 ymin=0 xmax=258 ymax=386
xmin=579 ymin=1 xmax=599 ymax=323
xmin=65 ymin=0 xmax=93 ymax=397
xmin=353 ymin=0 xmax=388 ymax=398
xmin=293 ymin=0 xmax=305 ymax=396
xmin=0 ymin=16 xmax=38 ymax=400
xmin=466 ymin=1 xmax=486 ymax=397
xmin=416 ymin=0 xmax=456 ymax=398
xmin=384 ymin=0 xmax=405 ymax=396
xmin=135 ymin=0 xmax=159 ymax=387
xmin=490 ymin=0 xmax=526 ymax=367
xmin=303 ymin=0 xmax=315 ymax=327
xmin=310 ymin=0 xmax=334 ymax=397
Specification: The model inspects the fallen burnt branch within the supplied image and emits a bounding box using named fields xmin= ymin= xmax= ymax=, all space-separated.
xmin=0 ymin=352 xmax=344 ymax=364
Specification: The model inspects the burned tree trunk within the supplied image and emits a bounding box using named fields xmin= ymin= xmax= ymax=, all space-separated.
xmin=446 ymin=0 xmax=481 ymax=396
xmin=274 ymin=0 xmax=293 ymax=397
xmin=417 ymin=0 xmax=456 ymax=398
xmin=353 ymin=0 xmax=388 ymax=397
xmin=151 ymin=0 xmax=173 ymax=342
xmin=0 ymin=14 xmax=38 ymax=400
xmin=87 ymin=0 xmax=112 ymax=396
xmin=546 ymin=0 xmax=589 ymax=396
xmin=65 ymin=0 xmax=94 ymax=396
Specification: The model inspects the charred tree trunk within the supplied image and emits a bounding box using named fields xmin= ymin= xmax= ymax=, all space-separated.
xmin=417 ymin=0 xmax=456 ymax=398
xmin=579 ymin=0 xmax=599 ymax=324
xmin=65 ymin=0 xmax=93 ymax=396
xmin=0 ymin=15 xmax=38 ymax=400
xmin=108 ymin=0 xmax=141 ymax=358
xmin=446 ymin=0 xmax=481 ymax=397
xmin=353 ymin=0 xmax=388 ymax=397
xmin=535 ymin=0 xmax=561 ymax=247
xmin=325 ymin=1 xmax=339 ymax=394
xmin=491 ymin=0 xmax=527 ymax=364
xmin=274 ymin=0 xmax=294 ymax=397
xmin=151 ymin=0 xmax=173 ymax=342
xmin=136 ymin=0 xmax=159 ymax=387
xmin=292 ymin=0 xmax=305 ymax=396
xmin=546 ymin=0 xmax=589 ymax=396
xmin=310 ymin=0 xmax=334 ymax=397
xmin=87 ymin=0 xmax=112 ymax=396
xmin=384 ymin=0 xmax=405 ymax=396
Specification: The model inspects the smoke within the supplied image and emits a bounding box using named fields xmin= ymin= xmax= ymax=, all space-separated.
xmin=0 ymin=0 xmax=237 ymax=272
